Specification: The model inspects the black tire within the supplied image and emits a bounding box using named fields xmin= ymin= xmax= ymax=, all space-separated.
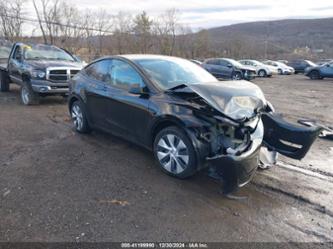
xmin=20 ymin=82 xmax=39 ymax=105
xmin=0 ymin=71 xmax=10 ymax=92
xmin=153 ymin=126 xmax=197 ymax=179
xmin=232 ymin=72 xmax=242 ymax=80
xmin=278 ymin=69 xmax=283 ymax=75
xmin=258 ymin=69 xmax=267 ymax=77
xmin=70 ymin=100 xmax=91 ymax=133
xmin=309 ymin=70 xmax=320 ymax=80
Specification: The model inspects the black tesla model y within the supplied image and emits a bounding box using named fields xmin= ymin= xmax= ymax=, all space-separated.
xmin=68 ymin=55 xmax=320 ymax=194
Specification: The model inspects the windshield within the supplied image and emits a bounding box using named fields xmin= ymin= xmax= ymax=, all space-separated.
xmin=23 ymin=45 xmax=75 ymax=61
xmin=305 ymin=60 xmax=317 ymax=67
xmin=225 ymin=58 xmax=244 ymax=68
xmin=134 ymin=57 xmax=217 ymax=90
xmin=252 ymin=60 xmax=264 ymax=66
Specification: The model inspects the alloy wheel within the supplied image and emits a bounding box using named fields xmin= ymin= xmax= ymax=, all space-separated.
xmin=232 ymin=73 xmax=242 ymax=80
xmin=156 ymin=134 xmax=189 ymax=174
xmin=71 ymin=104 xmax=84 ymax=131
xmin=259 ymin=70 xmax=266 ymax=77
xmin=21 ymin=86 xmax=30 ymax=105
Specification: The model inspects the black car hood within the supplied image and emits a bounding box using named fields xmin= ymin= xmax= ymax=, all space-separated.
xmin=172 ymin=80 xmax=266 ymax=121
xmin=25 ymin=60 xmax=83 ymax=70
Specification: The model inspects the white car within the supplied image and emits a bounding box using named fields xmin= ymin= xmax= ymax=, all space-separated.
xmin=263 ymin=60 xmax=295 ymax=75
xmin=239 ymin=59 xmax=278 ymax=77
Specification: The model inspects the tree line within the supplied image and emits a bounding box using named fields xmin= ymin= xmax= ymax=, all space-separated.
xmin=0 ymin=0 xmax=212 ymax=61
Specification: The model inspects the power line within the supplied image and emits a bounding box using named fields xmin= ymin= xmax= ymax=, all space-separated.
xmin=0 ymin=12 xmax=114 ymax=34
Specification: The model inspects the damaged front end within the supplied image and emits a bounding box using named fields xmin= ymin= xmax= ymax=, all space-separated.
xmin=170 ymin=81 xmax=322 ymax=194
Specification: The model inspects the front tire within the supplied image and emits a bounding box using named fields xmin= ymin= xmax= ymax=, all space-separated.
xmin=153 ymin=126 xmax=197 ymax=179
xmin=20 ymin=83 xmax=39 ymax=105
xmin=70 ymin=100 xmax=91 ymax=133
xmin=0 ymin=71 xmax=10 ymax=92
xmin=258 ymin=69 xmax=267 ymax=77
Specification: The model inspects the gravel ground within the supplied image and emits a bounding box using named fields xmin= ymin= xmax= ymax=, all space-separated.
xmin=0 ymin=75 xmax=332 ymax=242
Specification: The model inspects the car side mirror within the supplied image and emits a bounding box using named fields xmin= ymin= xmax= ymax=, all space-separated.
xmin=326 ymin=64 xmax=330 ymax=67
xmin=129 ymin=84 xmax=148 ymax=95
xmin=227 ymin=64 xmax=232 ymax=68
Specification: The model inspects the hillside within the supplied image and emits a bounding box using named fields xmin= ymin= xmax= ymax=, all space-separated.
xmin=204 ymin=18 xmax=333 ymax=60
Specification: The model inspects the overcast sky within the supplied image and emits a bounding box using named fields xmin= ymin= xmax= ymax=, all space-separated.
xmin=24 ymin=0 xmax=333 ymax=30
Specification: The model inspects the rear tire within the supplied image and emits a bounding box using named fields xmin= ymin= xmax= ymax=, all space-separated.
xmin=70 ymin=100 xmax=91 ymax=133
xmin=232 ymin=72 xmax=242 ymax=80
xmin=20 ymin=82 xmax=39 ymax=105
xmin=153 ymin=126 xmax=197 ymax=179
xmin=0 ymin=71 xmax=10 ymax=92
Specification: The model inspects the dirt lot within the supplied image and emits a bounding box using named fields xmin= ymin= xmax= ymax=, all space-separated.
xmin=0 ymin=75 xmax=332 ymax=242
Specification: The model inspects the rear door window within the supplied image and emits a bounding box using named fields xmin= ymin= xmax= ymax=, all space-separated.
xmin=85 ymin=59 xmax=112 ymax=82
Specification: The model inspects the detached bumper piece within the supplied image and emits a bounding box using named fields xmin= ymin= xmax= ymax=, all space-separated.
xmin=262 ymin=113 xmax=322 ymax=160
xmin=209 ymin=146 xmax=260 ymax=194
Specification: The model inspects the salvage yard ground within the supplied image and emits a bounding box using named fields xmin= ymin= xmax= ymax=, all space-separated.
xmin=0 ymin=75 xmax=332 ymax=242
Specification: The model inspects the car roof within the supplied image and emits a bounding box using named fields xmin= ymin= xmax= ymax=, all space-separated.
xmin=120 ymin=54 xmax=180 ymax=61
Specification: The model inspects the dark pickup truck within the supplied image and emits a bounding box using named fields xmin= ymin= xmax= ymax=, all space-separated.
xmin=0 ymin=42 xmax=84 ymax=105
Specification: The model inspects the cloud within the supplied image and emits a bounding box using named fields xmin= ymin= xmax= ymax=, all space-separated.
xmin=22 ymin=0 xmax=333 ymax=32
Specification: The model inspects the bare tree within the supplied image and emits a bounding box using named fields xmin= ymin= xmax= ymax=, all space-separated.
xmin=154 ymin=8 xmax=180 ymax=55
xmin=0 ymin=0 xmax=25 ymax=41
xmin=113 ymin=12 xmax=133 ymax=54
xmin=32 ymin=0 xmax=62 ymax=44
xmin=94 ymin=9 xmax=113 ymax=56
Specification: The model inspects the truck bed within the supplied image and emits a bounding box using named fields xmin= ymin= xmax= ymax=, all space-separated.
xmin=0 ymin=58 xmax=8 ymax=71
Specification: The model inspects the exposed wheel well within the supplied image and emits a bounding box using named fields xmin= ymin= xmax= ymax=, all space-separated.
xmin=68 ymin=96 xmax=79 ymax=110
xmin=151 ymin=120 xmax=183 ymax=146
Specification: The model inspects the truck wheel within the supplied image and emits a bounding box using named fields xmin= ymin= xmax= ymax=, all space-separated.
xmin=0 ymin=71 xmax=10 ymax=92
xmin=20 ymin=83 xmax=39 ymax=105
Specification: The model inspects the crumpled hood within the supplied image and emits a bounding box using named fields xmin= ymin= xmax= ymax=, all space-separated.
xmin=25 ymin=60 xmax=83 ymax=70
xmin=183 ymin=80 xmax=267 ymax=121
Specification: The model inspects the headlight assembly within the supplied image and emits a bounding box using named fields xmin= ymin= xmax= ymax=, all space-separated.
xmin=31 ymin=70 xmax=46 ymax=79
xmin=224 ymin=96 xmax=264 ymax=120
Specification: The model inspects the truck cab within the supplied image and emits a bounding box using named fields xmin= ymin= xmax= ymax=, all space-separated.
xmin=0 ymin=42 xmax=84 ymax=105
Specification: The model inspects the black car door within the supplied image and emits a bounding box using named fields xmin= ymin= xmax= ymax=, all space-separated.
xmin=83 ymin=59 xmax=113 ymax=130
xmin=104 ymin=59 xmax=151 ymax=143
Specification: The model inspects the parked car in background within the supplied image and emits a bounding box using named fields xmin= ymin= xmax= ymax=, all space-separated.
xmin=189 ymin=59 xmax=202 ymax=66
xmin=305 ymin=60 xmax=333 ymax=79
xmin=262 ymin=60 xmax=295 ymax=75
xmin=287 ymin=59 xmax=317 ymax=74
xmin=68 ymin=54 xmax=320 ymax=194
xmin=277 ymin=60 xmax=288 ymax=64
xmin=0 ymin=42 xmax=84 ymax=105
xmin=202 ymin=58 xmax=256 ymax=80
xmin=316 ymin=59 xmax=333 ymax=66
xmin=239 ymin=59 xmax=278 ymax=77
